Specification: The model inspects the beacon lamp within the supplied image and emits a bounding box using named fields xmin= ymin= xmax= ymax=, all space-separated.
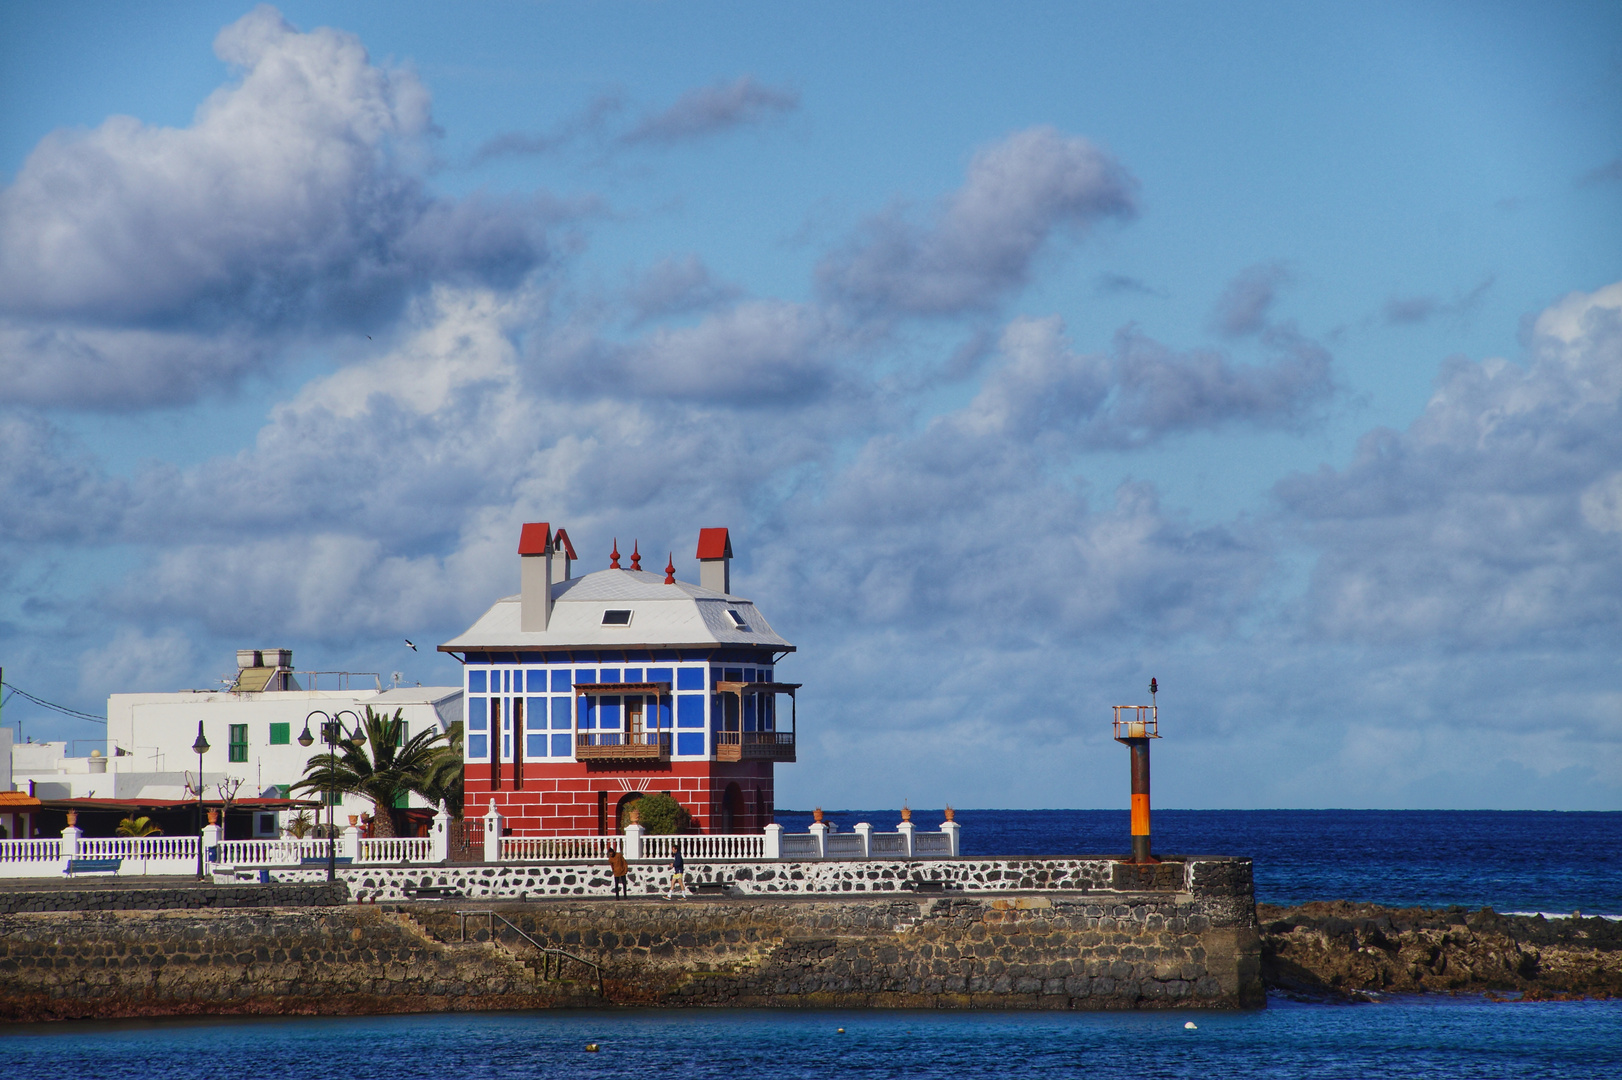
xmin=191 ymin=723 xmax=210 ymax=879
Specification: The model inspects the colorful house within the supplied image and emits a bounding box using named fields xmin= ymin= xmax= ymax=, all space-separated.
xmin=440 ymin=524 xmax=799 ymax=836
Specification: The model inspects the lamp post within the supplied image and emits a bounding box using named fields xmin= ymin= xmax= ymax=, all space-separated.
xmin=303 ymin=708 xmax=364 ymax=882
xmin=191 ymin=722 xmax=210 ymax=879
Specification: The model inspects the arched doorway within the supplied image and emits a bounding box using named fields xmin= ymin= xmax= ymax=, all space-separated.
xmin=616 ymin=792 xmax=644 ymax=833
xmin=721 ymin=782 xmax=742 ymax=833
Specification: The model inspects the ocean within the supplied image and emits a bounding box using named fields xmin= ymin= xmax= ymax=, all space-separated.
xmin=777 ymin=808 xmax=1622 ymax=915
xmin=5 ymin=809 xmax=1620 ymax=1077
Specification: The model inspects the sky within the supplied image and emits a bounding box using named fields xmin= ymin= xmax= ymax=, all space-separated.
xmin=0 ymin=1 xmax=1619 ymax=811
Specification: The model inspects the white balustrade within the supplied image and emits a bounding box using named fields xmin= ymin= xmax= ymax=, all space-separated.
xmin=0 ymin=838 xmax=61 ymax=863
xmin=357 ymin=837 xmax=433 ymax=864
xmin=74 ymin=836 xmax=198 ymax=860
xmin=638 ymin=833 xmax=764 ymax=861
xmin=501 ymin=834 xmax=622 ymax=862
xmin=212 ymin=839 xmax=325 ymax=865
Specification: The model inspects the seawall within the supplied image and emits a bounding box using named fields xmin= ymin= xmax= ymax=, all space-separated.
xmin=0 ymin=862 xmax=1261 ymax=1020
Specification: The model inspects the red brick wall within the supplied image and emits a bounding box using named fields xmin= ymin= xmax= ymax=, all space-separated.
xmin=464 ymin=761 xmax=775 ymax=836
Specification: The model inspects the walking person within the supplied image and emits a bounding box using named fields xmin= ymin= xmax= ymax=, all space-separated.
xmin=665 ymin=842 xmax=688 ymax=899
xmin=608 ymin=846 xmax=629 ymax=898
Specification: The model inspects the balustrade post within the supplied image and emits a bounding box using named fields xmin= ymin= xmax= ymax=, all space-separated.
xmin=853 ymin=822 xmax=873 ymax=858
xmin=60 ymin=822 xmax=82 ymax=859
xmin=200 ymin=821 xmax=222 ymax=866
xmin=939 ymin=820 xmax=961 ymax=857
xmin=430 ymin=805 xmax=451 ymax=863
xmin=807 ymin=821 xmax=827 ymax=859
xmin=896 ymin=820 xmax=916 ymax=858
xmin=763 ymin=823 xmax=783 ymax=859
xmin=340 ymin=821 xmax=361 ymax=862
xmin=483 ymin=803 xmax=504 ymax=863
xmin=622 ymin=822 xmax=644 ymax=861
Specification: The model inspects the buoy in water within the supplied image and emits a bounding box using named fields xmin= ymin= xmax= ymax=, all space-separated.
xmin=1184 ymin=1022 xmax=1198 ymax=1030
xmin=837 ymin=1028 xmax=845 ymax=1033
xmin=585 ymin=1044 xmax=599 ymax=1052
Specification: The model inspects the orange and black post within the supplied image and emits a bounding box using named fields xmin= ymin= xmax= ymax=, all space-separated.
xmin=1113 ymin=679 xmax=1161 ymax=863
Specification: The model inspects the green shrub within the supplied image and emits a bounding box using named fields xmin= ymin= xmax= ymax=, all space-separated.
xmin=632 ymin=792 xmax=691 ymax=835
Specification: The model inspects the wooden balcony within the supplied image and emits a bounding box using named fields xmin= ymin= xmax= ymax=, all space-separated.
xmin=715 ymin=730 xmax=796 ymax=763
xmin=574 ymin=732 xmax=671 ymax=763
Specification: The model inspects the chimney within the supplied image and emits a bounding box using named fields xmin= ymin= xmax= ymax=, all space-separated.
xmin=696 ymin=527 xmax=732 ymax=595
xmin=520 ymin=522 xmax=576 ymax=631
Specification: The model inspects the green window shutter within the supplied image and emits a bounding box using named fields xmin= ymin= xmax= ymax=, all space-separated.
xmin=269 ymin=723 xmax=290 ymax=745
xmin=229 ymin=724 xmax=248 ymax=763
xmin=276 ymin=784 xmax=291 ymax=799
xmin=392 ymin=791 xmax=410 ymax=808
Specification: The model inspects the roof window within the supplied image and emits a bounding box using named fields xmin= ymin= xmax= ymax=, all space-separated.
xmin=725 ymin=610 xmax=749 ymax=630
xmin=602 ymin=609 xmax=632 ymax=626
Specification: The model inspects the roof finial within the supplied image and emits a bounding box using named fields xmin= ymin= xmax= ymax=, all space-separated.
xmin=630 ymin=541 xmax=642 ymax=572
xmin=664 ymin=553 xmax=676 ymax=585
xmin=609 ymin=539 xmax=621 ymax=570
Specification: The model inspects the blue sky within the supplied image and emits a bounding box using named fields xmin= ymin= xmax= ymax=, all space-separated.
xmin=1 ymin=2 xmax=1618 ymax=809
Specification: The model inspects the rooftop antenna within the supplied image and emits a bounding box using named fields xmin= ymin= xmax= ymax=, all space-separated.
xmin=391 ymin=672 xmax=404 ymax=688
xmin=1113 ymin=677 xmax=1161 ymax=864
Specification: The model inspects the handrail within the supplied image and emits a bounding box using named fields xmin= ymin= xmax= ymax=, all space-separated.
xmin=456 ymin=910 xmax=604 ymax=994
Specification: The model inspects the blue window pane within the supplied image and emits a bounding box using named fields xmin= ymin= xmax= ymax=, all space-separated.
xmin=624 ymin=667 xmax=643 ymax=683
xmin=600 ymin=697 xmax=621 ymax=728
xmin=745 ymin=669 xmax=756 ymax=682
xmin=551 ymin=669 xmax=572 ymax=692
xmin=677 ymin=695 xmax=705 ymax=728
xmin=677 ymin=667 xmax=705 ymax=691
xmin=600 ymin=668 xmax=621 ymax=684
xmin=468 ymin=670 xmax=487 ymax=693
xmin=579 ymin=697 xmax=596 ymax=729
xmin=467 ymin=697 xmax=488 ymax=731
xmin=551 ymin=697 xmax=572 ymax=729
xmin=468 ymin=734 xmax=488 ymax=758
xmin=526 ymin=671 xmax=542 ymax=693
xmin=551 ymin=733 xmax=572 ymax=757
xmin=526 ymin=699 xmax=547 ymax=729
xmin=676 ymin=732 xmax=706 ymax=756
xmin=526 ymin=734 xmax=547 ymax=757
xmin=658 ymin=695 xmax=672 ymax=729
xmin=744 ymin=695 xmax=757 ymax=731
xmin=576 ymin=669 xmax=596 ymax=686
xmin=761 ymin=668 xmax=772 ymax=682
xmin=648 ymin=667 xmax=672 ymax=684
xmin=724 ymin=668 xmax=743 ymax=682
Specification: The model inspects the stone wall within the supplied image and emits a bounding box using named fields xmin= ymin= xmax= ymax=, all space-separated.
xmin=0 ymin=881 xmax=1261 ymax=1021
xmin=0 ymin=881 xmax=348 ymax=915
xmin=261 ymin=855 xmax=1246 ymax=904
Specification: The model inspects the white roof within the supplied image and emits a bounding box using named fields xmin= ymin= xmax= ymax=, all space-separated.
xmin=441 ymin=569 xmax=793 ymax=652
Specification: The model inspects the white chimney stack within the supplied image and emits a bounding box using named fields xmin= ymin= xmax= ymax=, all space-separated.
xmin=696 ymin=527 xmax=732 ymax=595
xmin=519 ymin=523 xmax=575 ymax=631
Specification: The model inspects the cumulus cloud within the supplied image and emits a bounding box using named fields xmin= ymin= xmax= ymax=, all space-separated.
xmin=1209 ymin=262 xmax=1289 ymax=337
xmin=0 ymin=413 xmax=127 ymax=542
xmin=957 ymin=315 xmax=1332 ymax=448
xmin=1278 ymin=280 xmax=1622 ymax=647
xmin=818 ymin=127 xmax=1137 ymax=317
xmin=622 ymin=76 xmax=798 ymax=145
xmin=626 ymin=255 xmax=742 ymax=323
xmin=0 ymin=5 xmax=550 ymax=408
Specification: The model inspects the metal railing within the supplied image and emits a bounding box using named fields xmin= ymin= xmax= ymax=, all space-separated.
xmin=502 ymin=835 xmax=621 ymax=862
xmin=639 ymin=833 xmax=765 ymax=861
xmin=457 ymin=910 xmax=604 ymax=993
xmin=1112 ymin=704 xmax=1158 ymax=739
xmin=914 ymin=832 xmax=953 ymax=854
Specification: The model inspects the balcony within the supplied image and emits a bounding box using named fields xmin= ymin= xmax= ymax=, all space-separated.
xmin=575 ymin=731 xmax=671 ymax=763
xmin=715 ymin=730 xmax=796 ymax=763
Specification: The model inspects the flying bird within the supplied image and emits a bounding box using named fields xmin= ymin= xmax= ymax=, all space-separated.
xmin=404 ymin=639 xmax=417 ymax=651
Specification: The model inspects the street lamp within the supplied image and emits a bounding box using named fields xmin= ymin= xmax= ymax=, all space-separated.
xmin=304 ymin=708 xmax=363 ymax=882
xmin=191 ymin=722 xmax=210 ymax=879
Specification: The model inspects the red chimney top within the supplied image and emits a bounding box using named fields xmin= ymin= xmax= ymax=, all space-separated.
xmin=517 ymin=522 xmax=551 ymax=555
xmin=696 ymin=527 xmax=732 ymax=560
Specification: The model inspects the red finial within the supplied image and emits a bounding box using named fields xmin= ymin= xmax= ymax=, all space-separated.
xmin=610 ymin=539 xmax=621 ymax=569
xmin=664 ymin=553 xmax=676 ymax=585
xmin=630 ymin=541 xmax=642 ymax=571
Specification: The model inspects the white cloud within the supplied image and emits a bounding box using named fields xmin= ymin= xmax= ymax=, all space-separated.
xmin=819 ymin=126 xmax=1137 ymax=317
xmin=1209 ymin=262 xmax=1289 ymax=338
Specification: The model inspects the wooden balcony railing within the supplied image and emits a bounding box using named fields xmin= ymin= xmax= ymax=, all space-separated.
xmin=714 ymin=730 xmax=796 ymax=762
xmin=575 ymin=731 xmax=672 ymax=762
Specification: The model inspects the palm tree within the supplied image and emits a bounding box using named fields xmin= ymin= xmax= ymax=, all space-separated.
xmin=291 ymin=706 xmax=452 ymax=837
xmin=418 ymin=720 xmax=464 ymax=818
xmin=116 ymin=815 xmax=163 ymax=837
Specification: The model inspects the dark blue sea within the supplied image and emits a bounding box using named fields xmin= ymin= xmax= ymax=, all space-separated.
xmin=777 ymin=808 xmax=1622 ymax=915
xmin=6 ymin=810 xmax=1620 ymax=1077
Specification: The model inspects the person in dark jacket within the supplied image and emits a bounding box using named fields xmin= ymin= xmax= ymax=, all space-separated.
xmin=608 ymin=848 xmax=629 ymax=897
xmin=665 ymin=843 xmax=688 ymax=899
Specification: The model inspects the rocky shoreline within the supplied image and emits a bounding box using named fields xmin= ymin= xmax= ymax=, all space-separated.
xmin=1259 ymin=902 xmax=1622 ymax=1001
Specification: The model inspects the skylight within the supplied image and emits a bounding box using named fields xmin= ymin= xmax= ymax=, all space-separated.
xmin=602 ymin=609 xmax=632 ymax=625
xmin=726 ymin=609 xmax=749 ymax=630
